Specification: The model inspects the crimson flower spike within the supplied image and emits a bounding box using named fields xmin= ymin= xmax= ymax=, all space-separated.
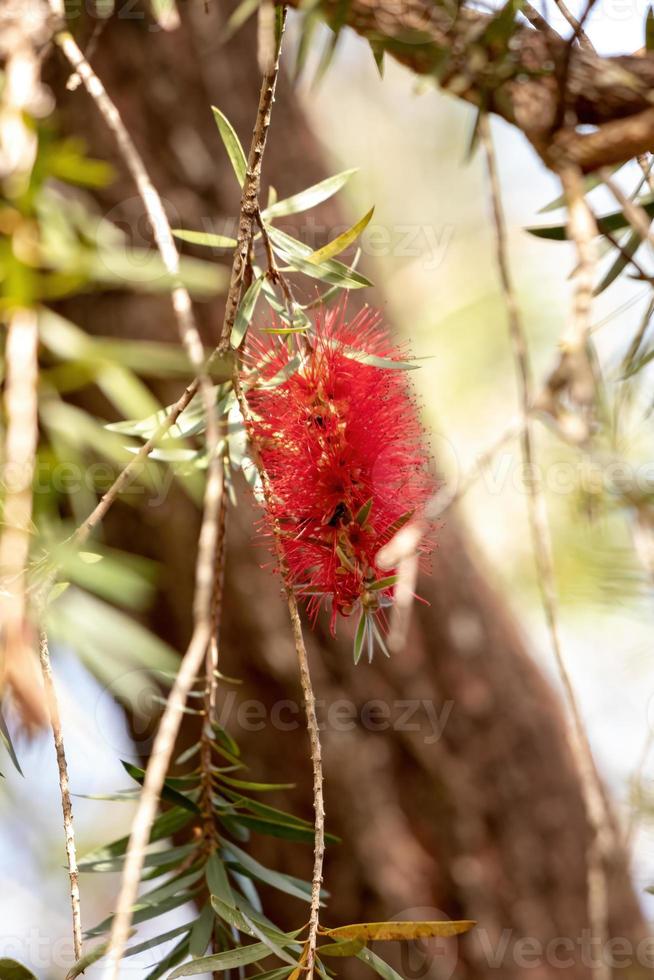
xmin=244 ymin=303 xmax=435 ymax=663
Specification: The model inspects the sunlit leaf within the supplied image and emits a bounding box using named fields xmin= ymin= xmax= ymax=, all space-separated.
xmin=173 ymin=229 xmax=237 ymax=249
xmin=342 ymin=348 xmax=420 ymax=371
xmin=232 ymin=275 xmax=265 ymax=347
xmin=0 ymin=961 xmax=37 ymax=980
xmin=262 ymin=169 xmax=357 ymax=220
xmin=307 ymin=207 xmax=374 ymax=265
xmin=211 ymin=106 xmax=248 ymax=187
xmin=324 ymin=920 xmax=475 ymax=941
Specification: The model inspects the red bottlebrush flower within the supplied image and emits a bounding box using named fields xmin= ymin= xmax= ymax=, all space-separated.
xmin=244 ymin=304 xmax=434 ymax=662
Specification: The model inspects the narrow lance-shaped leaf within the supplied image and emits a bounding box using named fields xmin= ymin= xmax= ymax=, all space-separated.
xmin=343 ymin=348 xmax=421 ymax=371
xmin=211 ymin=106 xmax=248 ymax=187
xmin=0 ymin=961 xmax=38 ymax=980
xmin=0 ymin=707 xmax=22 ymax=776
xmin=173 ymin=229 xmax=237 ymax=249
xmin=527 ymin=197 xmax=654 ymax=240
xmin=595 ymin=228 xmax=643 ymax=295
xmin=353 ymin=610 xmax=366 ymax=666
xmin=308 ymin=207 xmax=374 ymax=265
xmin=324 ymin=920 xmax=476 ymax=941
xmin=168 ymin=940 xmax=274 ymax=978
xmin=262 ymin=169 xmax=358 ymax=220
xmin=232 ymin=275 xmax=265 ymax=347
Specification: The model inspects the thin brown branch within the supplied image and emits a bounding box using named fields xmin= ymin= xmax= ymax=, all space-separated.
xmin=39 ymin=631 xmax=83 ymax=961
xmin=600 ymin=169 xmax=654 ymax=247
xmin=219 ymin=9 xmax=287 ymax=352
xmin=234 ymin=371 xmax=324 ymax=980
xmin=482 ymin=117 xmax=613 ymax=980
xmin=0 ymin=307 xmax=48 ymax=731
xmin=284 ymin=0 xmax=654 ymax=173
xmin=200 ymin=481 xmax=228 ymax=848
xmin=43 ymin=7 xmax=228 ymax=975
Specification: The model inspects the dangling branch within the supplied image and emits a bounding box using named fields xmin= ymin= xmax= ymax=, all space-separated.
xmin=39 ymin=632 xmax=83 ymax=960
xmin=482 ymin=117 xmax=613 ymax=980
xmin=233 ymin=373 xmax=325 ymax=980
xmin=42 ymin=7 xmax=228 ymax=977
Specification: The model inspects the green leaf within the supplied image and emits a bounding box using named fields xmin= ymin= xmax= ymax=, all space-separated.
xmin=318 ymin=939 xmax=365 ymax=957
xmin=353 ymin=611 xmax=366 ymax=666
xmin=169 ymin=941 xmax=275 ymax=977
xmin=262 ymin=170 xmax=358 ymax=221
xmin=222 ymin=0 xmax=260 ymax=38
xmin=80 ymin=842 xmax=196 ymax=874
xmin=66 ymin=942 xmax=110 ymax=978
xmin=0 ymin=708 xmax=22 ymax=776
xmin=369 ymin=40 xmax=385 ymax=77
xmin=232 ymin=275 xmax=265 ymax=347
xmin=122 ymin=761 xmax=201 ymax=813
xmin=646 ymin=5 xmax=654 ymax=49
xmin=211 ymin=897 xmax=302 ymax=947
xmin=223 ymin=841 xmax=313 ymax=902
xmin=342 ymin=348 xmax=420 ymax=371
xmin=595 ymin=228 xmax=642 ymax=295
xmin=481 ymin=0 xmax=523 ymax=45
xmin=528 ymin=197 xmax=654 ymax=240
xmin=327 ymin=921 xmax=476 ymax=941
xmin=79 ymin=807 xmax=192 ymax=867
xmin=241 ymin=911 xmax=299 ymax=968
xmin=189 ymin=904 xmax=215 ymax=958
xmin=355 ymin=498 xmax=373 ymax=526
xmin=86 ymin=891 xmax=197 ymax=939
xmin=173 ymin=229 xmax=237 ymax=249
xmin=368 ymin=575 xmax=398 ymax=591
xmin=356 ymin=947 xmax=404 ymax=980
xmin=144 ymin=936 xmax=190 ymax=980
xmin=211 ymin=106 xmax=247 ymax=187
xmin=293 ymin=2 xmax=321 ymax=80
xmin=206 ymin=851 xmax=235 ymax=903
xmin=267 ymin=226 xmax=372 ymax=290
xmin=0 ymin=961 xmax=37 ymax=980
xmin=307 ymin=207 xmax=374 ymax=265
xmin=217 ymin=773 xmax=295 ymax=792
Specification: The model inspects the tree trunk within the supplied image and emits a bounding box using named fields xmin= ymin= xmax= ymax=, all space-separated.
xmin=46 ymin=4 xmax=651 ymax=977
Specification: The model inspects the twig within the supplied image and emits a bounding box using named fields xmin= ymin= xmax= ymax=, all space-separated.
xmin=39 ymin=632 xmax=83 ymax=960
xmin=71 ymin=377 xmax=200 ymax=548
xmin=200 ymin=481 xmax=228 ymax=849
xmin=234 ymin=372 xmax=324 ymax=980
xmin=601 ymin=169 xmax=654 ymax=249
xmin=482 ymin=117 xmax=613 ymax=980
xmin=219 ymin=8 xmax=287 ymax=352
xmin=44 ymin=6 xmax=227 ymax=975
xmin=542 ymin=164 xmax=598 ymax=431
xmin=549 ymin=0 xmax=594 ymax=47
xmin=0 ymin=307 xmax=48 ymax=731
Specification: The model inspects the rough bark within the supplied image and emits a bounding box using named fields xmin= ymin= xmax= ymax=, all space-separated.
xmin=46 ymin=3 xmax=651 ymax=978
xmin=284 ymin=0 xmax=654 ymax=172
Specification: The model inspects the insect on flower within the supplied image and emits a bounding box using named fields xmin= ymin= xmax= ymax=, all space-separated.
xmin=243 ymin=304 xmax=435 ymax=663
